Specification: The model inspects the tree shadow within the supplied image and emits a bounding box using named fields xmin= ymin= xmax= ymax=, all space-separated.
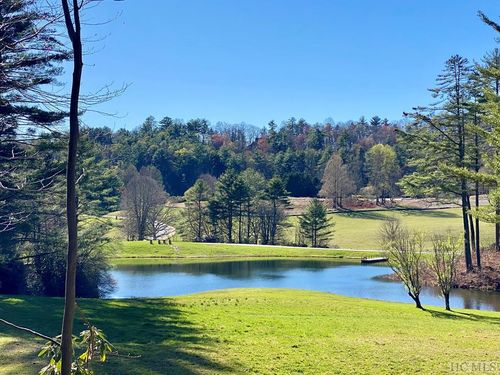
xmin=335 ymin=210 xmax=391 ymax=221
xmin=424 ymin=308 xmax=500 ymax=325
xmin=0 ymin=337 xmax=46 ymax=375
xmin=400 ymin=209 xmax=460 ymax=219
xmin=0 ymin=296 xmax=235 ymax=374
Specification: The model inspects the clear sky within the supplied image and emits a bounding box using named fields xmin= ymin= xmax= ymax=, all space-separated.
xmin=74 ymin=0 xmax=500 ymax=130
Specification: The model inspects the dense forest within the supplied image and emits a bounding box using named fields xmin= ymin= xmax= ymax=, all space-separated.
xmin=87 ymin=114 xmax=403 ymax=198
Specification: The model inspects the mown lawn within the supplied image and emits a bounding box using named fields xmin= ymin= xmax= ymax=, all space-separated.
xmin=0 ymin=289 xmax=499 ymax=374
xmin=111 ymin=241 xmax=379 ymax=265
xmin=293 ymin=207 xmax=495 ymax=249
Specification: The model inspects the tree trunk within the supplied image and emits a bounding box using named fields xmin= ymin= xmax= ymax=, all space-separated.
xmin=227 ymin=207 xmax=233 ymax=243
xmin=60 ymin=1 xmax=83 ymax=374
xmin=474 ymin=127 xmax=481 ymax=266
xmin=246 ymin=201 xmax=251 ymax=242
xmin=470 ymin=189 xmax=481 ymax=268
xmin=496 ymin=79 xmax=500 ymax=252
xmin=496 ymin=209 xmax=500 ymax=251
xmin=444 ymin=293 xmax=450 ymax=311
xmin=476 ymin=215 xmax=481 ymax=266
xmin=461 ymin=191 xmax=473 ymax=272
xmin=410 ymin=293 xmax=423 ymax=309
xmin=270 ymin=200 xmax=277 ymax=245
xmin=197 ymin=200 xmax=202 ymax=241
xmin=467 ymin=195 xmax=476 ymax=261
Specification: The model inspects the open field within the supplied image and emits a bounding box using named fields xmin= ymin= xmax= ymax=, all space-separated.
xmin=1 ymin=289 xmax=499 ymax=375
xmin=320 ymin=207 xmax=495 ymax=249
xmin=108 ymin=207 xmax=495 ymax=263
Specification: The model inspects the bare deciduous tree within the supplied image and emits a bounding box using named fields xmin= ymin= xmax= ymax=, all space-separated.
xmin=121 ymin=174 xmax=167 ymax=240
xmin=380 ymin=220 xmax=425 ymax=309
xmin=60 ymin=1 xmax=83 ymax=373
xmin=319 ymin=153 xmax=356 ymax=208
xmin=429 ymin=233 xmax=461 ymax=310
xmin=147 ymin=203 xmax=174 ymax=241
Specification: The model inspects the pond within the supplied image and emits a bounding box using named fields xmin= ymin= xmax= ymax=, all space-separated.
xmin=109 ymin=259 xmax=500 ymax=312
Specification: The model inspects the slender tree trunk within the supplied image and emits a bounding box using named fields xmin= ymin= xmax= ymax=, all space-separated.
xmin=270 ymin=200 xmax=277 ymax=245
xmin=469 ymin=190 xmax=481 ymax=268
xmin=461 ymin=189 xmax=473 ymax=271
xmin=238 ymin=204 xmax=242 ymax=243
xmin=496 ymin=80 xmax=500 ymax=252
xmin=60 ymin=1 xmax=82 ymax=374
xmin=246 ymin=201 xmax=251 ymax=242
xmin=227 ymin=207 xmax=233 ymax=243
xmin=467 ymin=195 xmax=476 ymax=260
xmin=474 ymin=116 xmax=481 ymax=267
xmin=496 ymin=211 xmax=500 ymax=251
xmin=197 ymin=199 xmax=202 ymax=241
xmin=444 ymin=293 xmax=450 ymax=311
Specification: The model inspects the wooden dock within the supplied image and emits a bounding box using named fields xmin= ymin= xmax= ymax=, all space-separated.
xmin=361 ymin=257 xmax=388 ymax=264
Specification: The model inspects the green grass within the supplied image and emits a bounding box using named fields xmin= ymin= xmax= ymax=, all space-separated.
xmin=287 ymin=207 xmax=496 ymax=249
xmin=110 ymin=241 xmax=379 ymax=265
xmin=107 ymin=208 xmax=495 ymax=265
xmin=1 ymin=290 xmax=499 ymax=374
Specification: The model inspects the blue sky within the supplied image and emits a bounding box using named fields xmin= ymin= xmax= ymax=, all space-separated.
xmin=74 ymin=0 xmax=500 ymax=130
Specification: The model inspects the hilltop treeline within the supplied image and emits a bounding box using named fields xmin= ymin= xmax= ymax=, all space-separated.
xmin=89 ymin=115 xmax=404 ymax=198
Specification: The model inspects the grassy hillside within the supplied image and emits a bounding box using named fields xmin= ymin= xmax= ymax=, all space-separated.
xmin=327 ymin=208 xmax=495 ymax=249
xmin=1 ymin=290 xmax=499 ymax=374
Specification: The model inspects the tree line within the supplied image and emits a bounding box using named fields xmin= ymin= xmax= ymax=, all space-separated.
xmin=121 ymin=167 xmax=333 ymax=248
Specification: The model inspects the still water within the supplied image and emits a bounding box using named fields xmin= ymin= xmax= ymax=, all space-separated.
xmin=109 ymin=259 xmax=500 ymax=311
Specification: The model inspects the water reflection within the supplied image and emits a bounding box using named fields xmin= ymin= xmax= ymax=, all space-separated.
xmin=109 ymin=259 xmax=500 ymax=312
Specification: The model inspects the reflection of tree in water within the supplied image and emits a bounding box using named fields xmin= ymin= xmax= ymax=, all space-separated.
xmin=423 ymin=285 xmax=500 ymax=311
xmin=453 ymin=289 xmax=500 ymax=311
xmin=122 ymin=260 xmax=356 ymax=279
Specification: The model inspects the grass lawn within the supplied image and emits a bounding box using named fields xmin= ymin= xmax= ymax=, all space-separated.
xmin=0 ymin=289 xmax=499 ymax=374
xmin=111 ymin=241 xmax=380 ymax=265
xmin=297 ymin=207 xmax=496 ymax=249
xmin=108 ymin=207 xmax=495 ymax=264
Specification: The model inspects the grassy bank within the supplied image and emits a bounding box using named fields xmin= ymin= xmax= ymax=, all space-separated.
xmin=110 ymin=241 xmax=380 ymax=265
xmin=1 ymin=289 xmax=499 ymax=374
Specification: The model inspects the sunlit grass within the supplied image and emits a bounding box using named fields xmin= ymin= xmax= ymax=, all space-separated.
xmin=1 ymin=290 xmax=499 ymax=374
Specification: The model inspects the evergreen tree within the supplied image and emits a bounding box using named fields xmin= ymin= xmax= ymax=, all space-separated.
xmin=0 ymin=0 xmax=68 ymax=293
xmin=266 ymin=177 xmax=289 ymax=245
xmin=240 ymin=169 xmax=267 ymax=242
xmin=299 ymin=199 xmax=334 ymax=247
xmin=477 ymin=47 xmax=500 ymax=252
xmin=399 ymin=55 xmax=475 ymax=270
xmin=183 ymin=179 xmax=211 ymax=241
xmin=209 ymin=170 xmax=248 ymax=243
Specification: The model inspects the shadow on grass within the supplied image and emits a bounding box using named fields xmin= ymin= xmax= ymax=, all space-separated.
xmin=425 ymin=308 xmax=500 ymax=325
xmin=0 ymin=296 xmax=235 ymax=374
xmin=0 ymin=337 xmax=46 ymax=375
xmin=335 ymin=208 xmax=461 ymax=221
xmin=400 ymin=209 xmax=461 ymax=219
xmin=335 ymin=211 xmax=392 ymax=221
